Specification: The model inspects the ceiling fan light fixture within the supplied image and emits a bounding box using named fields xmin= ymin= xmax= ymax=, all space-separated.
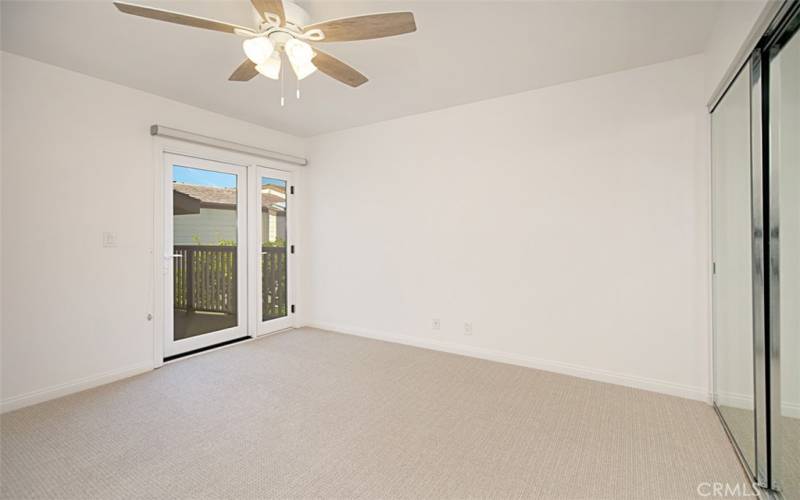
xmin=284 ymin=38 xmax=314 ymax=65
xmin=255 ymin=52 xmax=282 ymax=80
xmin=289 ymin=57 xmax=317 ymax=80
xmin=243 ymin=36 xmax=274 ymax=65
xmin=113 ymin=0 xmax=417 ymax=89
xmin=284 ymin=38 xmax=316 ymax=80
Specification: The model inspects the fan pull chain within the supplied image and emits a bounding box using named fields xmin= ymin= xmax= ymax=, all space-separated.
xmin=296 ymin=77 xmax=301 ymax=100
xmin=280 ymin=58 xmax=285 ymax=107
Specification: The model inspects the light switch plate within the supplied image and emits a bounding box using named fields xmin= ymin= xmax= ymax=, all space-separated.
xmin=103 ymin=231 xmax=117 ymax=247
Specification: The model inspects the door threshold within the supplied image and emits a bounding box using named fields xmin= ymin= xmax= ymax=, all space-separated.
xmin=254 ymin=326 xmax=295 ymax=339
xmin=162 ymin=327 xmax=297 ymax=365
xmin=164 ymin=336 xmax=250 ymax=363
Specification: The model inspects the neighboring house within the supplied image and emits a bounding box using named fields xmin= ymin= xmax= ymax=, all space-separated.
xmin=173 ymin=183 xmax=286 ymax=246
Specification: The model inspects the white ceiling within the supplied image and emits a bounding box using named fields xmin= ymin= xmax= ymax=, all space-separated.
xmin=1 ymin=0 xmax=719 ymax=136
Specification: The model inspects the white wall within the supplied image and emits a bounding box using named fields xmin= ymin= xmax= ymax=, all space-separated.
xmin=0 ymin=52 xmax=305 ymax=411
xmin=307 ymin=55 xmax=711 ymax=401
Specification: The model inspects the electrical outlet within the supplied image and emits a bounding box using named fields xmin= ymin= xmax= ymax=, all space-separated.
xmin=432 ymin=318 xmax=441 ymax=330
xmin=464 ymin=322 xmax=473 ymax=335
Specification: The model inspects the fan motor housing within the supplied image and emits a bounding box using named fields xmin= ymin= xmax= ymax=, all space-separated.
xmin=252 ymin=0 xmax=310 ymax=31
xmin=283 ymin=2 xmax=311 ymax=27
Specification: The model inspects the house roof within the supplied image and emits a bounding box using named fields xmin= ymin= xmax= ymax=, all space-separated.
xmin=173 ymin=183 xmax=285 ymax=211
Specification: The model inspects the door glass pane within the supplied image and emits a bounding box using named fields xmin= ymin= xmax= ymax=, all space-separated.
xmin=772 ymin=27 xmax=800 ymax=497
xmin=712 ymin=67 xmax=756 ymax=471
xmin=172 ymin=166 xmax=238 ymax=340
xmin=261 ymin=177 xmax=288 ymax=321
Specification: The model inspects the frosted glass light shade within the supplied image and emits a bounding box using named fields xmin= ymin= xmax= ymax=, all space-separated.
xmin=284 ymin=38 xmax=313 ymax=65
xmin=289 ymin=58 xmax=317 ymax=80
xmin=256 ymin=52 xmax=282 ymax=80
xmin=243 ymin=37 xmax=274 ymax=65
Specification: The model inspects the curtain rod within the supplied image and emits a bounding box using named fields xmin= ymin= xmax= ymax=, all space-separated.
xmin=150 ymin=125 xmax=308 ymax=166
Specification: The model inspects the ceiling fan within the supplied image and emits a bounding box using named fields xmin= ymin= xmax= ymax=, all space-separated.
xmin=113 ymin=0 xmax=416 ymax=94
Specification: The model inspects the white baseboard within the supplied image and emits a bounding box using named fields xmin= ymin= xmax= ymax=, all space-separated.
xmin=308 ymin=321 xmax=711 ymax=403
xmin=715 ymin=392 xmax=800 ymax=419
xmin=1 ymin=361 xmax=153 ymax=414
xmin=715 ymin=391 xmax=755 ymax=411
xmin=782 ymin=401 xmax=800 ymax=419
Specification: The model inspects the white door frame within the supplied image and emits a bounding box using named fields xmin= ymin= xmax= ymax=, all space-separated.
xmin=152 ymin=139 xmax=300 ymax=366
xmin=163 ymin=153 xmax=248 ymax=358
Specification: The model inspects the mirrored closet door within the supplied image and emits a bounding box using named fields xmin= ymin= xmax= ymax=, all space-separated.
xmin=711 ymin=64 xmax=757 ymax=477
xmin=768 ymin=8 xmax=800 ymax=495
xmin=710 ymin=3 xmax=800 ymax=496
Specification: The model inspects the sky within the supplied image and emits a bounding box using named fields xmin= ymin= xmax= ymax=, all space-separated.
xmin=173 ymin=165 xmax=236 ymax=188
xmin=173 ymin=165 xmax=287 ymax=188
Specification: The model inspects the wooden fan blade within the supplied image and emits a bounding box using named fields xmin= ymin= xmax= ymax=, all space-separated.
xmin=304 ymin=12 xmax=416 ymax=42
xmin=229 ymin=59 xmax=259 ymax=81
xmin=113 ymin=2 xmax=254 ymax=35
xmin=312 ymin=49 xmax=368 ymax=88
xmin=250 ymin=0 xmax=285 ymax=25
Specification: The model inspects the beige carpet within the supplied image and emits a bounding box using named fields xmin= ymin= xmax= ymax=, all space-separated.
xmin=757 ymin=408 xmax=800 ymax=500
xmin=778 ymin=413 xmax=800 ymax=500
xmin=1 ymin=328 xmax=751 ymax=499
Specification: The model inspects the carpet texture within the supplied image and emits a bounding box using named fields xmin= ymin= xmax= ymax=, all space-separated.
xmin=1 ymin=328 xmax=751 ymax=499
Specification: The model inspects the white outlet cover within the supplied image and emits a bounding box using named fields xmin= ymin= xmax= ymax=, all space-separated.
xmin=464 ymin=323 xmax=473 ymax=335
xmin=432 ymin=319 xmax=441 ymax=330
